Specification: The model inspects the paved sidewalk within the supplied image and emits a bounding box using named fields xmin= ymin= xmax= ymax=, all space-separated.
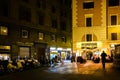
xmin=47 ymin=60 xmax=120 ymax=80
xmin=0 ymin=60 xmax=120 ymax=80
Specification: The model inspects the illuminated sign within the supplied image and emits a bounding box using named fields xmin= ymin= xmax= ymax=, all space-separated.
xmin=0 ymin=46 xmax=10 ymax=50
xmin=81 ymin=43 xmax=97 ymax=49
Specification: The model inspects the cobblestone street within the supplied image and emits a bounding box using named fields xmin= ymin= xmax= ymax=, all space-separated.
xmin=48 ymin=60 xmax=113 ymax=74
xmin=47 ymin=60 xmax=120 ymax=80
xmin=0 ymin=60 xmax=120 ymax=80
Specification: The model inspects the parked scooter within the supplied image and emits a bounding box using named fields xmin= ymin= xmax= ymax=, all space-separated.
xmin=7 ymin=60 xmax=23 ymax=72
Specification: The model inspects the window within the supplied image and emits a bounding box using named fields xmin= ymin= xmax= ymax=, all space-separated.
xmin=86 ymin=34 xmax=92 ymax=41
xmin=51 ymin=34 xmax=56 ymax=41
xmin=38 ymin=13 xmax=44 ymax=25
xmin=19 ymin=6 xmax=31 ymax=22
xmin=39 ymin=32 xmax=43 ymax=40
xmin=108 ymin=0 xmax=119 ymax=6
xmin=22 ymin=0 xmax=29 ymax=3
xmin=111 ymin=15 xmax=117 ymax=25
xmin=111 ymin=33 xmax=117 ymax=40
xmin=51 ymin=6 xmax=56 ymax=13
xmin=37 ymin=0 xmax=46 ymax=9
xmin=37 ymin=0 xmax=40 ymax=8
xmin=83 ymin=2 xmax=94 ymax=9
xmin=60 ymin=10 xmax=67 ymax=17
xmin=86 ymin=17 xmax=92 ymax=27
xmin=52 ymin=19 xmax=57 ymax=28
xmin=0 ymin=26 xmax=8 ymax=35
xmin=61 ymin=36 xmax=66 ymax=43
xmin=60 ymin=21 xmax=66 ymax=31
xmin=60 ymin=0 xmax=67 ymax=5
xmin=0 ymin=0 xmax=9 ymax=17
xmin=22 ymin=30 xmax=28 ymax=38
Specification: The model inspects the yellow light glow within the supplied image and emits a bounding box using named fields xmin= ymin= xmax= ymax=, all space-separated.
xmin=76 ymin=42 xmax=81 ymax=48
xmin=3 ymin=29 xmax=7 ymax=33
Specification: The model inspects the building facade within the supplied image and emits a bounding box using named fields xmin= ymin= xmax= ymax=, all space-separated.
xmin=72 ymin=0 xmax=120 ymax=58
xmin=0 ymin=0 xmax=72 ymax=62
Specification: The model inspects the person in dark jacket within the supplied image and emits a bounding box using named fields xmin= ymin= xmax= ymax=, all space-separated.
xmin=101 ymin=51 xmax=107 ymax=69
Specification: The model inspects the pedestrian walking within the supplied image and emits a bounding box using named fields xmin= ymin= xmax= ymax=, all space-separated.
xmin=60 ymin=58 xmax=64 ymax=66
xmin=101 ymin=51 xmax=107 ymax=69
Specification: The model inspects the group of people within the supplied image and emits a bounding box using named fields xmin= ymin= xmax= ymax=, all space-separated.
xmin=51 ymin=55 xmax=64 ymax=67
xmin=76 ymin=50 xmax=113 ymax=69
xmin=0 ymin=51 xmax=111 ymax=73
xmin=92 ymin=50 xmax=112 ymax=69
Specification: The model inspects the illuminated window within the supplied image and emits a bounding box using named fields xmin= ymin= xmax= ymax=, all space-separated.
xmin=39 ymin=32 xmax=43 ymax=40
xmin=0 ymin=26 xmax=8 ymax=35
xmin=22 ymin=30 xmax=28 ymax=38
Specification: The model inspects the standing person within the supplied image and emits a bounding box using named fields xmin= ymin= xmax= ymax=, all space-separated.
xmin=101 ymin=51 xmax=107 ymax=69
xmin=71 ymin=55 xmax=75 ymax=63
